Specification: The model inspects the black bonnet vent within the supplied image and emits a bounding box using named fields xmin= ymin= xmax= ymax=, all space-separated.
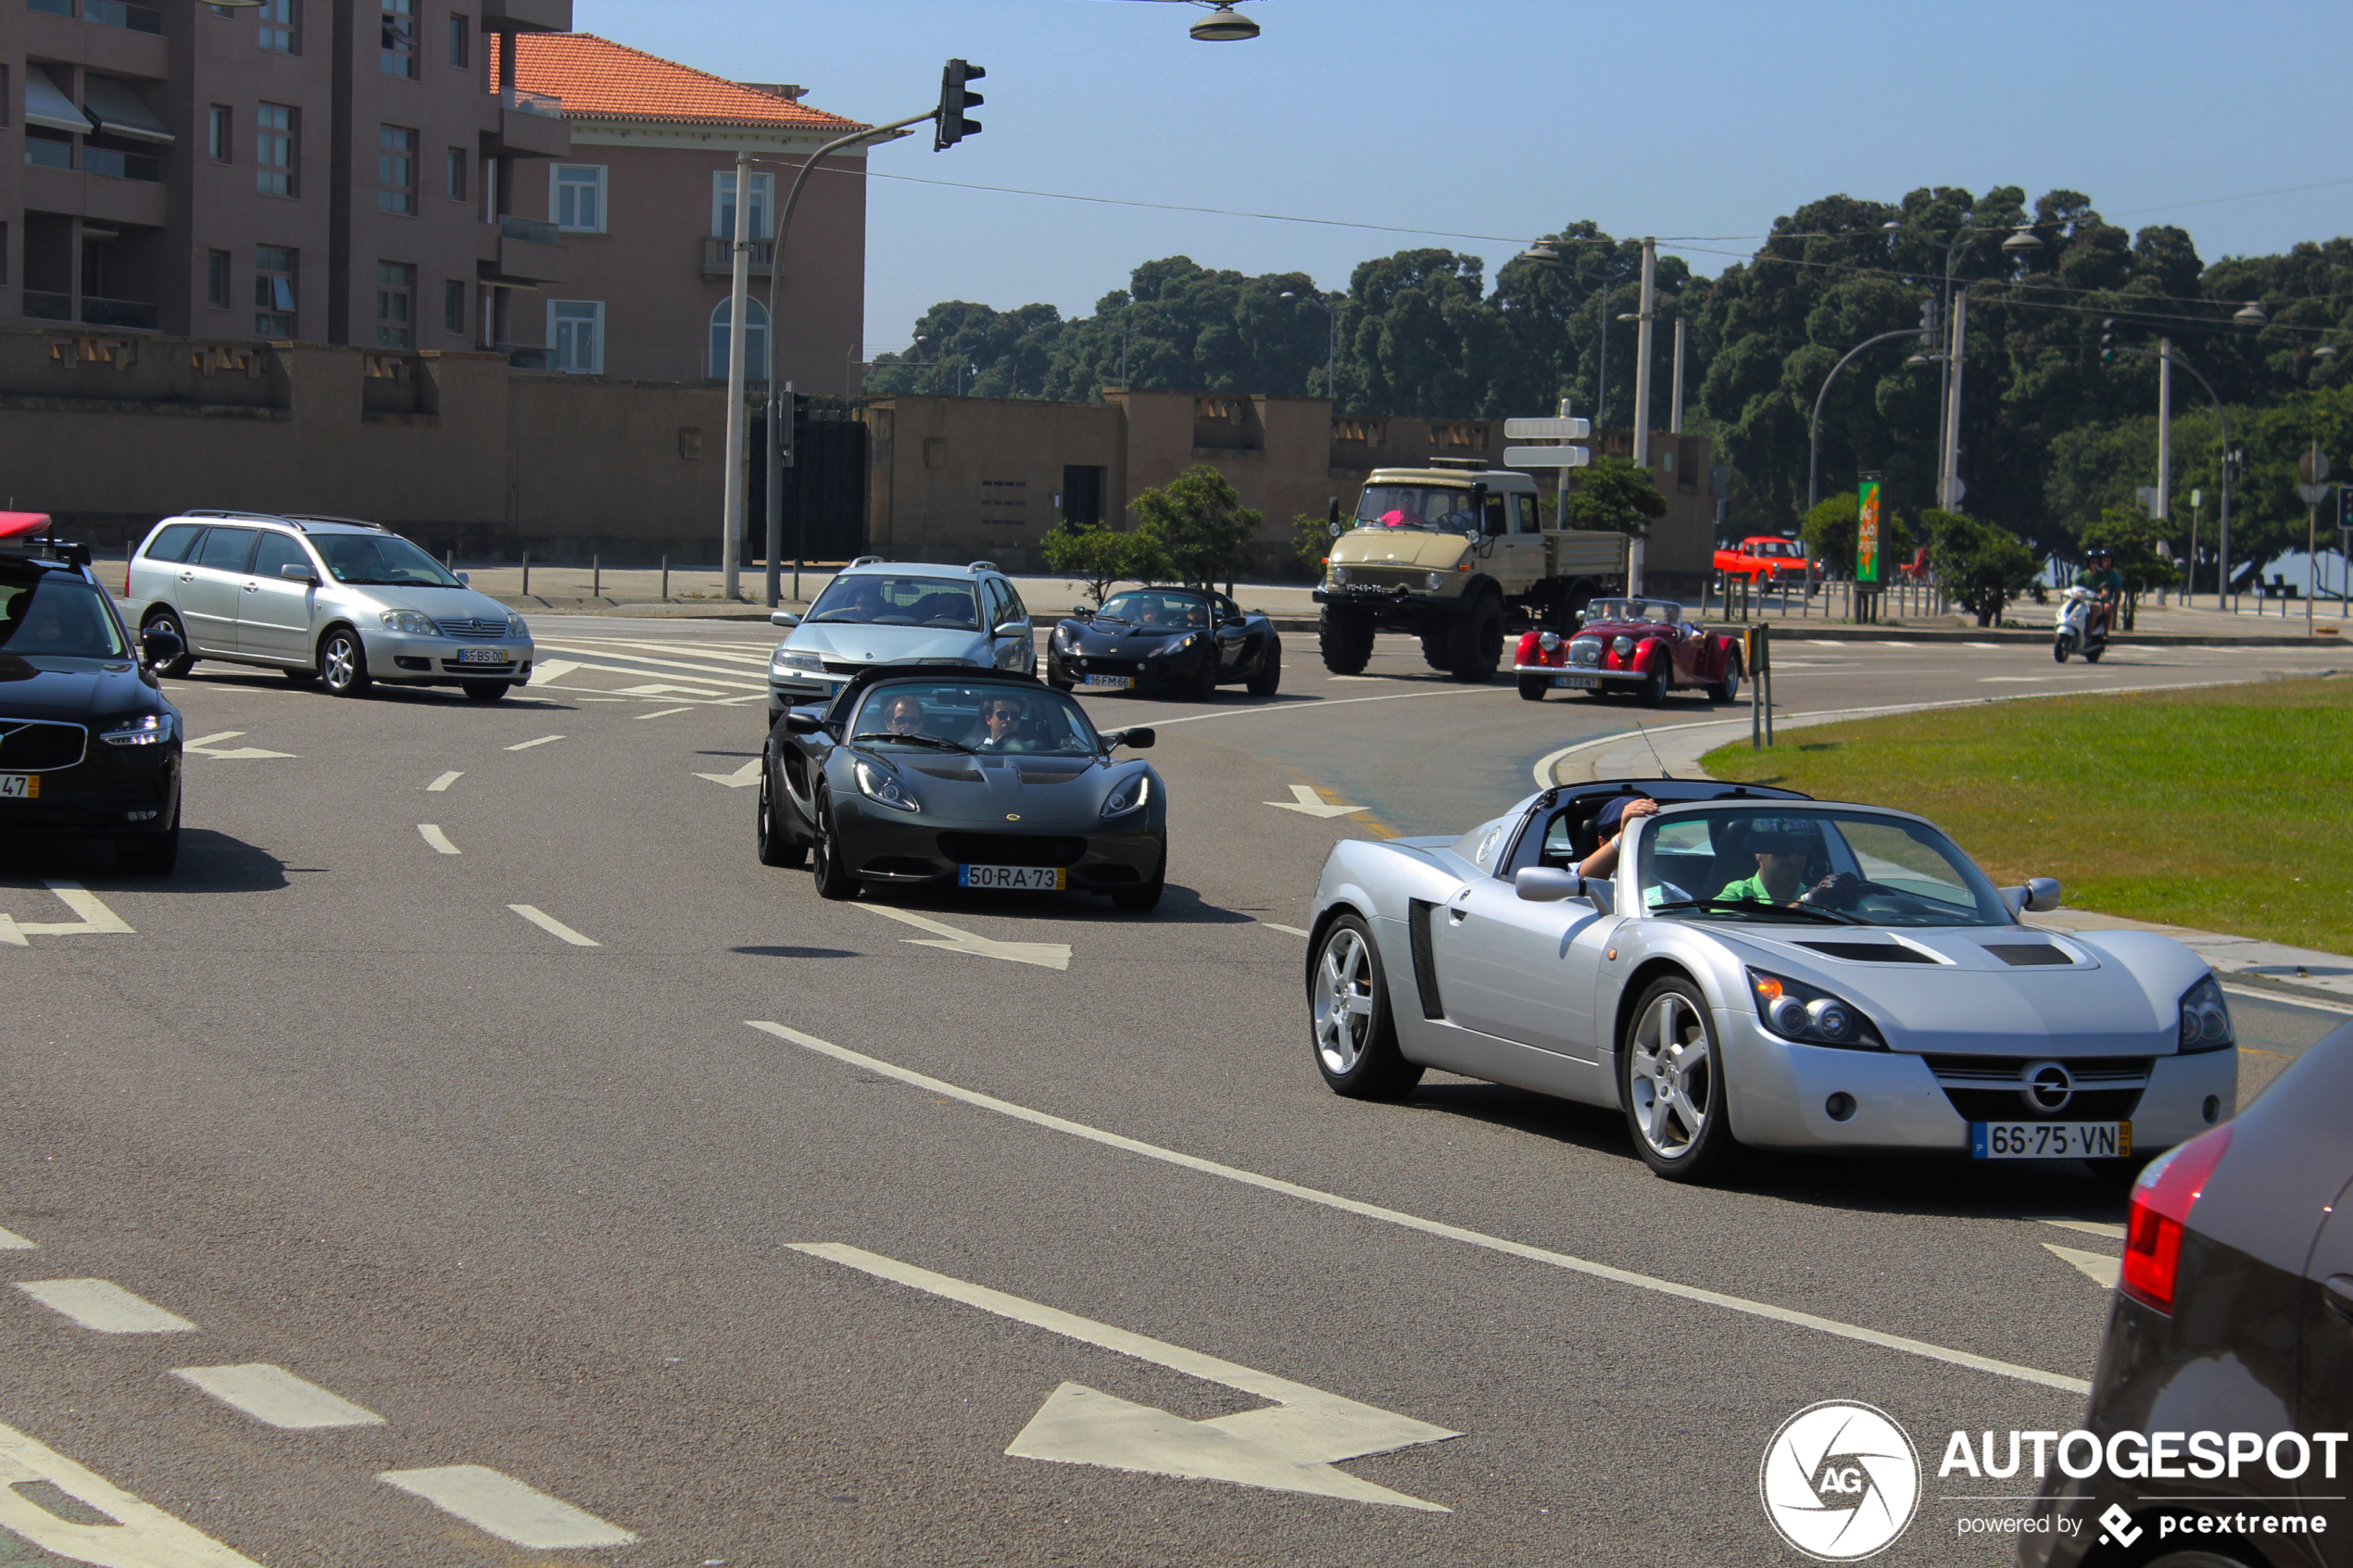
xmin=1793 ymin=941 xmax=1940 ymax=964
xmin=1983 ymin=944 xmax=2075 ymax=967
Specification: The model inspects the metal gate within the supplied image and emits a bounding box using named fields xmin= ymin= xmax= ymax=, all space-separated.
xmin=748 ymin=400 xmax=868 ymax=565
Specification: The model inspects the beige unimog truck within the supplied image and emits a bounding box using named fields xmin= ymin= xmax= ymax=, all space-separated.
xmin=1312 ymin=460 xmax=1633 ymax=680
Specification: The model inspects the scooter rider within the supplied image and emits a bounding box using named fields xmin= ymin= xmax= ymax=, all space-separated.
xmin=2077 ymin=547 xmax=2124 ymax=640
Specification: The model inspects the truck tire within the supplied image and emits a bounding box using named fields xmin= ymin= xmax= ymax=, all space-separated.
xmin=1317 ymin=606 xmax=1376 ymax=674
xmin=1447 ymin=596 xmax=1504 ymax=684
xmin=1418 ymin=629 xmax=1452 ymax=671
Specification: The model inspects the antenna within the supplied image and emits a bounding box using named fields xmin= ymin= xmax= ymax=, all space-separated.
xmin=1629 ymin=715 xmax=1671 ymax=779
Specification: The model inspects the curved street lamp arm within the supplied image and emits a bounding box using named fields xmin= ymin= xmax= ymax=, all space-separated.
xmin=1808 ymin=329 xmax=1930 ymax=510
xmin=2115 ymin=343 xmax=2233 ymax=602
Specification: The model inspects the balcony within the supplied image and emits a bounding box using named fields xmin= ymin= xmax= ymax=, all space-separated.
xmin=501 ymin=213 xmax=560 ymax=245
xmin=23 ymin=292 xmax=157 ymax=330
xmin=83 ymin=0 xmax=162 ymax=31
xmin=480 ymin=216 xmax=565 ymax=285
xmin=83 ymin=145 xmax=162 ymax=182
xmin=25 ymin=138 xmax=75 ymax=171
xmin=20 ymin=0 xmax=170 ymax=73
xmin=700 ymin=236 xmax=775 ymax=279
xmin=496 ymin=86 xmax=562 ymax=119
xmin=480 ymin=0 xmax=572 ymax=32
xmin=24 ymin=292 xmax=73 ymax=322
xmin=487 ymin=89 xmax=569 ymax=159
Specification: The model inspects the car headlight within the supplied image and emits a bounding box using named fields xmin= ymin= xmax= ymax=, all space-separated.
xmin=100 ymin=711 xmax=173 ymax=747
xmin=1612 ymin=634 xmax=1635 ymax=658
xmin=852 ymin=758 xmax=919 ymax=813
xmin=1426 ymin=571 xmax=1444 ymax=591
xmin=1171 ymin=634 xmax=1199 ymax=653
xmin=1538 ymin=631 xmax=1561 ymax=652
xmin=774 ymin=650 xmax=826 ymax=675
xmin=1102 ymin=771 xmax=1151 ymax=818
xmin=1746 ymin=969 xmax=1886 ymax=1050
xmin=506 ymin=612 xmax=530 ymax=639
xmin=381 ymin=609 xmax=438 ymax=635
xmin=1332 ymin=567 xmax=1353 ymax=585
xmin=2178 ymin=974 xmax=2234 ymax=1052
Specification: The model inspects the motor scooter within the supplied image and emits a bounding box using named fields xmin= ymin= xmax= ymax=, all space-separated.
xmin=2053 ymin=585 xmax=2107 ymax=663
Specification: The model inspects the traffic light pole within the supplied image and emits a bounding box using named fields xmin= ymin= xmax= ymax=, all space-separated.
xmin=2113 ymin=343 xmax=2231 ymax=611
xmin=1806 ymin=329 xmax=1924 ymax=511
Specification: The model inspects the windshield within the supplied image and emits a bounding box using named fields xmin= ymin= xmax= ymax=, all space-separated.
xmin=1636 ymin=809 xmax=2011 ymax=928
xmin=808 ymin=574 xmax=979 ymax=629
xmin=0 ymin=573 xmax=128 ymax=659
xmin=1353 ymin=485 xmax=1478 ymax=533
xmin=1096 ymin=590 xmax=1210 ymax=629
xmin=1583 ymin=598 xmax=1680 ymax=626
xmin=313 ymin=533 xmax=461 ymax=588
xmin=850 ymin=681 xmax=1101 ymax=758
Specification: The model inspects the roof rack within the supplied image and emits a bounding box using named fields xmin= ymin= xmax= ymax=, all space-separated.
xmin=846 ymin=555 xmax=886 ymax=569
xmin=279 ymin=513 xmax=388 ymax=532
xmin=1424 ymin=458 xmax=1491 ymax=471
xmin=184 ymin=509 xmax=296 ymax=524
xmin=967 ymin=559 xmax=999 ymax=573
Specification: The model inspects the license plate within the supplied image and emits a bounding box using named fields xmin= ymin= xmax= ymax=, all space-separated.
xmin=1564 ymin=674 xmax=1600 ymax=689
xmin=958 ymin=864 xmax=1066 ymax=890
xmin=1971 ymin=1122 xmax=2129 ymax=1160
xmin=456 ymin=647 xmax=510 ymax=665
xmin=1083 ymin=674 xmax=1133 ymax=689
xmin=0 ymin=773 xmax=36 ymax=799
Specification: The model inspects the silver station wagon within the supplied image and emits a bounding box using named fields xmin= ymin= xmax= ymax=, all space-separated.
xmin=127 ymin=511 xmax=535 ymax=701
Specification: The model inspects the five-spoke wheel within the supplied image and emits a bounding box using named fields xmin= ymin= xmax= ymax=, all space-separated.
xmin=1620 ymin=977 xmax=1738 ymax=1180
xmin=1309 ymin=914 xmax=1421 ymax=1098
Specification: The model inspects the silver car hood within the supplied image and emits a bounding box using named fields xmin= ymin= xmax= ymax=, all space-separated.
xmin=1704 ymin=924 xmax=2197 ymax=1058
xmin=331 ymin=583 xmax=515 ymax=623
xmin=783 ymin=621 xmax=987 ymax=666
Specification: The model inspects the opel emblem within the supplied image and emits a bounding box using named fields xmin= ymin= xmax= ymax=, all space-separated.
xmin=1005 ymin=813 xmax=1021 ymax=822
xmin=2020 ymin=1060 xmax=2074 ymax=1114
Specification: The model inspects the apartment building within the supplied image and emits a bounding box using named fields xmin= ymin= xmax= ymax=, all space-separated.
xmin=0 ymin=0 xmax=572 ymax=350
xmin=503 ymin=32 xmax=869 ymax=388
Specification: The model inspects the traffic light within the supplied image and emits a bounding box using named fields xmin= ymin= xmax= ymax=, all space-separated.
xmin=2099 ymin=318 xmax=2118 ymax=364
xmin=1918 ymin=296 xmax=1939 ymax=346
xmin=935 ymin=58 xmax=984 ymax=151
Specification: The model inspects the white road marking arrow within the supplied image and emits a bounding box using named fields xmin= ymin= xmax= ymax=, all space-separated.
xmin=2043 ymin=1243 xmax=2120 ymax=1289
xmin=1265 ymin=784 xmax=1368 ymax=819
xmin=695 ymin=757 xmax=763 ymax=788
xmin=856 ymin=905 xmax=1070 ymax=970
xmin=791 ymin=1243 xmax=1455 ymax=1511
xmin=0 ymin=882 xmax=134 ymax=946
xmin=0 ymin=1418 xmax=263 ymax=1566
xmin=183 ymin=731 xmax=295 ymax=760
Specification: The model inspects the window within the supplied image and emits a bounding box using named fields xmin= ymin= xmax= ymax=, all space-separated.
xmin=207 ymin=105 xmax=231 ymax=160
xmin=256 ymin=103 xmax=295 ymax=195
xmin=445 ymin=146 xmax=467 ymax=202
xmin=377 ymin=125 xmax=415 ymax=214
xmin=381 ymin=0 xmax=417 ymax=77
xmin=552 ymin=164 xmax=604 ymax=232
xmin=142 ymin=523 xmax=203 ymax=563
xmin=206 ymin=250 xmax=230 ymax=308
xmin=194 ymin=528 xmax=258 ymax=573
xmin=375 ymin=262 xmax=414 ymax=348
xmin=251 ymin=531 xmax=309 ymax=581
xmin=711 ymin=170 xmax=772 ymax=240
xmin=549 ymin=300 xmax=603 ymax=374
xmin=447 ymin=12 xmax=469 ymax=67
xmin=708 ymin=296 xmax=768 ymax=381
xmin=443 ymin=279 xmax=467 ymax=336
xmin=258 ymin=0 xmax=296 ymax=53
xmin=255 ymin=245 xmax=295 ymax=335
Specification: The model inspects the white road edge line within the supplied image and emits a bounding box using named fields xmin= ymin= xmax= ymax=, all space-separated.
xmin=2043 ymin=1243 xmax=2122 ymax=1289
xmin=1150 ymin=684 xmax=1509 ymax=728
xmin=0 ymin=1227 xmax=35 ymax=1249
xmin=16 ymin=1279 xmax=195 ymax=1334
xmin=427 ymin=771 xmax=463 ymax=792
xmin=2221 ymin=983 xmax=2353 ymax=1017
xmin=749 ymin=1022 xmax=2091 ymax=1396
xmin=1262 ymin=923 xmax=1311 ymax=938
xmin=418 ymin=824 xmax=461 ymax=856
xmin=378 ymin=1465 xmax=636 ymax=1549
xmin=505 ymin=734 xmax=566 ymax=751
xmin=173 ymin=1364 xmax=385 ymax=1430
xmin=0 ymin=1420 xmax=264 ymax=1565
xmin=635 ymin=706 xmax=693 ymax=720
xmin=508 ymin=905 xmax=601 ymax=947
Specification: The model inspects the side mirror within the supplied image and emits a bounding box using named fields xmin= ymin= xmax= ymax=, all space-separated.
xmin=455 ymin=571 xmax=471 ymax=584
xmin=993 ymin=620 xmax=1030 ymax=639
xmin=770 ymin=609 xmax=801 ymax=628
xmin=1072 ymin=605 xmax=1094 ymax=619
xmin=1515 ymin=866 xmax=1585 ymax=902
xmin=2025 ymin=877 xmax=2062 ymax=912
xmin=1327 ymin=497 xmax=1340 ymax=527
xmin=140 ymin=624 xmax=184 ymax=671
xmin=1108 ymin=726 xmax=1155 ymax=750
xmin=279 ymin=562 xmax=319 ymax=584
xmin=783 ymin=709 xmax=824 ymax=735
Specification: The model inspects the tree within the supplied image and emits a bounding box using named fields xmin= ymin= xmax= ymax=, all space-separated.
xmin=1923 ymin=509 xmax=2039 ymax=626
xmin=1130 ymin=464 xmax=1261 ymax=587
xmin=1800 ymin=495 xmax=1859 ymax=576
xmin=1290 ymin=511 xmax=1338 ymax=578
xmin=1039 ymin=520 xmax=1167 ymax=606
xmin=1564 ymin=455 xmax=1667 ymax=536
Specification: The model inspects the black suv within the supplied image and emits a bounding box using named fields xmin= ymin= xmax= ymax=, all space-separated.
xmin=0 ymin=533 xmax=185 ymax=873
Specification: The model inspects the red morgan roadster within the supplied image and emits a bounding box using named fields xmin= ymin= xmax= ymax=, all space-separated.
xmin=1514 ymin=597 xmax=1743 ymax=706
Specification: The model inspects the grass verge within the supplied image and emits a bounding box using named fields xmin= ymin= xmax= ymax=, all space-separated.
xmin=1700 ymin=677 xmax=2353 ymax=956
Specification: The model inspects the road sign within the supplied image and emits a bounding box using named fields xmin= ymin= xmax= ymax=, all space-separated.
xmin=1503 ymin=445 xmax=1591 ymax=469
xmin=2299 ymin=483 xmax=2334 ymax=507
xmin=2135 ymin=485 xmax=2161 ymax=517
xmin=2298 ymin=449 xmax=2331 ymax=484
xmin=1856 ymin=475 xmax=1882 ymax=584
xmin=1503 ymin=417 xmax=1592 ymax=441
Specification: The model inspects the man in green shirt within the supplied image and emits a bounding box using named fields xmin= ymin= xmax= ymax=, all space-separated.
xmin=2077 ymin=547 xmax=2124 ymax=639
xmin=1716 ymin=820 xmax=1857 ymax=909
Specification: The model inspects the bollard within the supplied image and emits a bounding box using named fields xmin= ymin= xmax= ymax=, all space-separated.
xmin=521 ymin=550 xmax=530 ymax=596
xmin=593 ymin=554 xmax=601 ymax=599
xmin=661 ymin=555 xmax=669 ymax=601
xmin=444 ymin=548 xmax=454 ymax=572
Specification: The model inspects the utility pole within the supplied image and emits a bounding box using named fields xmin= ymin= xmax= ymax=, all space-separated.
xmin=1939 ymin=295 xmax=1968 ymax=511
xmin=721 ymin=149 xmax=753 ymax=600
xmin=1669 ymin=315 xmax=1685 ymax=434
xmin=1629 ymin=237 xmax=1656 ymax=597
xmin=2155 ymin=337 xmax=2172 ymax=527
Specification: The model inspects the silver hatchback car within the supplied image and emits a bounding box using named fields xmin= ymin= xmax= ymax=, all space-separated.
xmin=127 ymin=511 xmax=535 ymax=700
xmin=766 ymin=557 xmax=1036 ymax=723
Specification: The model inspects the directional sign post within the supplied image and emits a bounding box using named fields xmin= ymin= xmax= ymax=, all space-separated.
xmin=2299 ymin=445 xmax=2331 ymax=633
xmin=1502 ymin=414 xmax=1592 ymax=475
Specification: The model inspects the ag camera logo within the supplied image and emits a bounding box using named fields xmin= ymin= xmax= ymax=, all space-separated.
xmin=1760 ymin=1400 xmax=1922 ymax=1561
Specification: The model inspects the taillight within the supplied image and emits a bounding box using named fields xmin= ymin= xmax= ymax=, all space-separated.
xmin=2120 ymin=1123 xmax=2234 ymax=1313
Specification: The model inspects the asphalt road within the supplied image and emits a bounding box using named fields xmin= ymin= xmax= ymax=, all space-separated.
xmin=0 ymin=621 xmax=2343 ymax=1568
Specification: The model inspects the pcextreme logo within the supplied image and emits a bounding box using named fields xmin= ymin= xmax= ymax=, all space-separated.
xmin=1759 ymin=1400 xmax=1923 ymax=1561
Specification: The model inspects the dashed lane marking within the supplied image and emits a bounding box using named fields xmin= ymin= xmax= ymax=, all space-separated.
xmin=508 ymin=905 xmax=600 ymax=947
xmin=2043 ymin=1244 xmax=2121 ymax=1289
xmin=1262 ymin=923 xmax=1311 ymax=937
xmin=635 ymin=707 xmax=693 ymax=720
xmin=173 ymin=1364 xmax=385 ymax=1430
xmin=427 ymin=771 xmax=463 ymax=792
xmin=0 ymin=882 xmax=135 ymax=946
xmin=1149 ymin=684 xmax=1510 ymax=729
xmin=0 ymin=1419 xmax=263 ymax=1566
xmin=418 ymin=824 xmax=460 ymax=856
xmin=505 ymin=734 xmax=566 ymax=751
xmin=2030 ymin=1217 xmax=2126 ymax=1240
xmin=182 ymin=731 xmax=296 ymax=760
xmin=1265 ymin=784 xmax=1370 ymax=820
xmin=0 ymin=1228 xmax=34 ymax=1249
xmin=17 ymin=1279 xmax=195 ymax=1335
xmin=526 ymin=659 xmax=585 ymax=687
xmin=749 ymin=1022 xmax=2092 ymax=1395
xmin=695 ymin=758 xmax=762 ymax=788
xmin=378 ymin=1465 xmax=636 ymax=1550
xmin=855 ymin=906 xmax=1072 ymax=971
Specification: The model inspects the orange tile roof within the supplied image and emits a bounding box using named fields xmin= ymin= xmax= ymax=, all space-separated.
xmin=503 ymin=33 xmax=866 ymax=132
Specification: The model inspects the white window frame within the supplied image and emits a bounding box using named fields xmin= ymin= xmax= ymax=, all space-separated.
xmin=708 ymin=295 xmax=768 ymax=382
xmin=710 ymin=170 xmax=773 ymax=240
xmin=548 ymin=298 xmax=604 ymax=375
xmin=550 ymin=163 xmax=606 ymax=233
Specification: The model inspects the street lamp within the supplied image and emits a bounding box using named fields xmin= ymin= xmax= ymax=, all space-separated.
xmin=2000 ymin=223 xmax=2045 ymax=256
xmin=1189 ymin=4 xmax=1259 ymax=40
xmin=2233 ymin=300 xmax=2269 ymax=326
xmin=1278 ymin=290 xmax=1340 ymax=404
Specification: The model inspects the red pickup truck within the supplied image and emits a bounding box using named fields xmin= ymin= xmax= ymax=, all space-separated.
xmin=1714 ymin=535 xmax=1811 ymax=585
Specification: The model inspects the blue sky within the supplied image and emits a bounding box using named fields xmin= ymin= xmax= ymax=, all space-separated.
xmin=577 ymin=0 xmax=2353 ymax=359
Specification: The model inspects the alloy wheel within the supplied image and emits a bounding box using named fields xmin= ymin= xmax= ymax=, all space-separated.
xmin=1313 ymin=925 xmax=1377 ymax=1074
xmin=1629 ymin=991 xmax=1712 ymax=1159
